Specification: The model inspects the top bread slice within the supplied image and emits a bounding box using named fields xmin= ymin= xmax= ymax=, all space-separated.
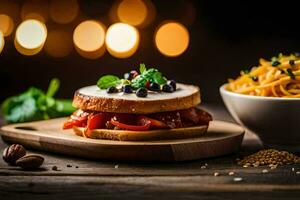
xmin=73 ymin=83 xmax=200 ymax=114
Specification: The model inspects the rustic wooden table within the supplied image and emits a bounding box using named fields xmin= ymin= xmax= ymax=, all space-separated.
xmin=0 ymin=105 xmax=299 ymax=200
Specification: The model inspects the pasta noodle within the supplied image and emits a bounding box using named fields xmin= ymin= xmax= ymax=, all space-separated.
xmin=227 ymin=54 xmax=300 ymax=98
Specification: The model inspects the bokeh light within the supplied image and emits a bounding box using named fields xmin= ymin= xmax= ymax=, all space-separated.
xmin=0 ymin=14 xmax=14 ymax=36
xmin=15 ymin=19 xmax=47 ymax=56
xmin=50 ymin=0 xmax=79 ymax=24
xmin=111 ymin=0 xmax=156 ymax=28
xmin=45 ymin=29 xmax=73 ymax=58
xmin=105 ymin=23 xmax=139 ymax=58
xmin=0 ymin=31 xmax=4 ymax=54
xmin=21 ymin=0 xmax=49 ymax=23
xmin=117 ymin=0 xmax=147 ymax=26
xmin=73 ymin=20 xmax=106 ymax=59
xmin=155 ymin=22 xmax=189 ymax=57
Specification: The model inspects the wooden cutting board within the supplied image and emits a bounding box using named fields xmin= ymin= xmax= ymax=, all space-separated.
xmin=0 ymin=118 xmax=244 ymax=162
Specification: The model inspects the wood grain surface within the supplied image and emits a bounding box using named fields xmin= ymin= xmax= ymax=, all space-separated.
xmin=0 ymin=105 xmax=299 ymax=200
xmin=0 ymin=119 xmax=244 ymax=162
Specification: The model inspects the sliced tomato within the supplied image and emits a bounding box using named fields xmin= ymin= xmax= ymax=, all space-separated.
xmin=137 ymin=116 xmax=169 ymax=129
xmin=110 ymin=119 xmax=151 ymax=131
xmin=86 ymin=113 xmax=107 ymax=130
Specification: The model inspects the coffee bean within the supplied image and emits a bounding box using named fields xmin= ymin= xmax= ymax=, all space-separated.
xmin=16 ymin=155 xmax=44 ymax=170
xmin=3 ymin=144 xmax=26 ymax=165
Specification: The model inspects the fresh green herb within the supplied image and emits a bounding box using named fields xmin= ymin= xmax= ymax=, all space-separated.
xmin=131 ymin=67 xmax=167 ymax=89
xmin=96 ymin=64 xmax=168 ymax=92
xmin=271 ymin=57 xmax=278 ymax=62
xmin=1 ymin=79 xmax=75 ymax=124
xmin=242 ymin=69 xmax=250 ymax=74
xmin=139 ymin=63 xmax=146 ymax=74
xmin=271 ymin=60 xmax=281 ymax=67
xmin=286 ymin=68 xmax=296 ymax=80
xmin=97 ymin=75 xmax=121 ymax=89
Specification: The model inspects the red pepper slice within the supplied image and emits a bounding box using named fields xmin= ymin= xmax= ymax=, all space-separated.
xmin=63 ymin=118 xmax=86 ymax=129
xmin=137 ymin=116 xmax=169 ymax=129
xmin=110 ymin=119 xmax=151 ymax=131
xmin=63 ymin=110 xmax=89 ymax=129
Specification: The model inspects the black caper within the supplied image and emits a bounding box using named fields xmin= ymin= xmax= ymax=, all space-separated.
xmin=289 ymin=60 xmax=295 ymax=66
xmin=149 ymin=82 xmax=160 ymax=91
xmin=107 ymin=86 xmax=118 ymax=93
xmin=123 ymin=85 xmax=132 ymax=93
xmin=162 ymin=84 xmax=174 ymax=93
xmin=271 ymin=60 xmax=281 ymax=67
xmin=287 ymin=68 xmax=296 ymax=80
xmin=168 ymin=80 xmax=177 ymax=91
xmin=251 ymin=76 xmax=258 ymax=82
xmin=136 ymin=88 xmax=148 ymax=97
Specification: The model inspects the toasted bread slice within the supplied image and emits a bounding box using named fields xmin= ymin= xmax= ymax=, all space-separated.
xmin=73 ymin=125 xmax=208 ymax=141
xmin=73 ymin=83 xmax=200 ymax=114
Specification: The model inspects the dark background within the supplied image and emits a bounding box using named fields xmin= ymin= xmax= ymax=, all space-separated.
xmin=1 ymin=0 xmax=300 ymax=103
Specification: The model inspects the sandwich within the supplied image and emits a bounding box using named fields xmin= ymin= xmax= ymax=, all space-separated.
xmin=63 ymin=64 xmax=212 ymax=141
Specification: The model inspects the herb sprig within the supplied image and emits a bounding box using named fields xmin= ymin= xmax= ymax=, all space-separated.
xmin=96 ymin=63 xmax=167 ymax=90
xmin=1 ymin=79 xmax=75 ymax=123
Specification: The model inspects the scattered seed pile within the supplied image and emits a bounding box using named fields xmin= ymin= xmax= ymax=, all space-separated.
xmin=238 ymin=149 xmax=300 ymax=168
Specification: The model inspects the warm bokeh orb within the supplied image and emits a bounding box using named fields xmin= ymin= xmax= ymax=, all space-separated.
xmin=73 ymin=20 xmax=106 ymax=59
xmin=0 ymin=31 xmax=4 ymax=54
xmin=45 ymin=30 xmax=73 ymax=58
xmin=15 ymin=19 xmax=47 ymax=55
xmin=117 ymin=0 xmax=147 ymax=26
xmin=105 ymin=23 xmax=139 ymax=58
xmin=155 ymin=22 xmax=190 ymax=57
xmin=50 ymin=0 xmax=79 ymax=24
xmin=0 ymin=14 xmax=14 ymax=36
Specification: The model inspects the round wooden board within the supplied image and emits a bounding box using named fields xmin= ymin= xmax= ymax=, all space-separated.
xmin=0 ymin=119 xmax=244 ymax=162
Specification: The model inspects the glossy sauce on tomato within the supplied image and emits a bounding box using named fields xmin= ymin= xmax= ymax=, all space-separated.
xmin=63 ymin=107 xmax=212 ymax=131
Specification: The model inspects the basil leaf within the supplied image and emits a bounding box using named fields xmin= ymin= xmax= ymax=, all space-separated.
xmin=131 ymin=68 xmax=168 ymax=89
xmin=139 ymin=63 xmax=146 ymax=74
xmin=152 ymin=71 xmax=167 ymax=84
xmin=97 ymin=75 xmax=121 ymax=89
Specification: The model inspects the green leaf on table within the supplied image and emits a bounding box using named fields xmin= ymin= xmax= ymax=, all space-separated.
xmin=46 ymin=78 xmax=60 ymax=97
xmin=1 ymin=78 xmax=75 ymax=124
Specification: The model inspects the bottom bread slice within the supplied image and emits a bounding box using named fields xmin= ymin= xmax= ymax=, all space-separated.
xmin=73 ymin=125 xmax=208 ymax=141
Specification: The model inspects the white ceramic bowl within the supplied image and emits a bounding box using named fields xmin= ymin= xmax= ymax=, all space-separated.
xmin=220 ymin=84 xmax=300 ymax=152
